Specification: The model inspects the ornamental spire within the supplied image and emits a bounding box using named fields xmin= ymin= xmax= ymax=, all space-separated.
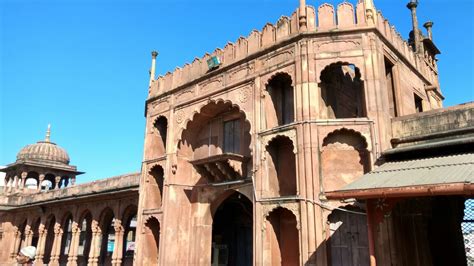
xmin=45 ymin=124 xmax=51 ymax=142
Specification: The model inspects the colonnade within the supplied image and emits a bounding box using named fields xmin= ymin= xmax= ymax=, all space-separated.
xmin=3 ymin=170 xmax=76 ymax=194
xmin=4 ymin=206 xmax=138 ymax=266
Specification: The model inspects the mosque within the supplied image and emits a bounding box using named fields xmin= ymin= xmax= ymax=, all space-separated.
xmin=1 ymin=0 xmax=473 ymax=265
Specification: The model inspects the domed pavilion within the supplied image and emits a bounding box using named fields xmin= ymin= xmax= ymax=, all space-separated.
xmin=1 ymin=125 xmax=83 ymax=193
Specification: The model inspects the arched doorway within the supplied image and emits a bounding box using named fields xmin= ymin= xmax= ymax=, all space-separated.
xmin=211 ymin=192 xmax=253 ymax=266
xmin=143 ymin=217 xmax=160 ymax=265
xmin=265 ymin=207 xmax=299 ymax=265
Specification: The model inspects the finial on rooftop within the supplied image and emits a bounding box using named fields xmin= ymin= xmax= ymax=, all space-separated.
xmin=424 ymin=21 xmax=434 ymax=40
xmin=407 ymin=0 xmax=422 ymax=53
xmin=149 ymin=51 xmax=159 ymax=87
xmin=299 ymin=0 xmax=307 ymax=31
xmin=45 ymin=124 xmax=51 ymax=142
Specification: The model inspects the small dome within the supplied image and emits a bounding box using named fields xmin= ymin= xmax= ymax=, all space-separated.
xmin=16 ymin=141 xmax=70 ymax=165
xmin=15 ymin=125 xmax=70 ymax=165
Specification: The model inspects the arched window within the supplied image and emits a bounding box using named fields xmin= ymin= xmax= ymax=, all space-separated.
xmin=147 ymin=165 xmax=164 ymax=209
xmin=144 ymin=217 xmax=160 ymax=265
xmin=154 ymin=116 xmax=168 ymax=155
xmin=319 ymin=63 xmax=365 ymax=119
xmin=266 ymin=73 xmax=294 ymax=127
xmin=266 ymin=136 xmax=297 ymax=197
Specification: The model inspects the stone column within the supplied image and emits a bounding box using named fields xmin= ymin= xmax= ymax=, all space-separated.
xmin=6 ymin=176 xmax=12 ymax=193
xmin=67 ymin=222 xmax=80 ymax=266
xmin=49 ymin=223 xmax=63 ymax=265
xmin=35 ymin=224 xmax=47 ymax=263
xmin=24 ymin=226 xmax=33 ymax=247
xmin=38 ymin=174 xmax=45 ymax=192
xmin=9 ymin=228 xmax=21 ymax=261
xmin=55 ymin=176 xmax=61 ymax=190
xmin=111 ymin=221 xmax=124 ymax=266
xmin=13 ymin=175 xmax=19 ymax=192
xmin=70 ymin=176 xmax=76 ymax=186
xmin=88 ymin=220 xmax=101 ymax=266
xmin=21 ymin=172 xmax=28 ymax=191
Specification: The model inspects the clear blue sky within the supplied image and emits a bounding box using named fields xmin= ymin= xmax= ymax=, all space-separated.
xmin=1 ymin=0 xmax=473 ymax=184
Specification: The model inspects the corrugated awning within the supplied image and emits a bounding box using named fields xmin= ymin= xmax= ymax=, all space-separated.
xmin=326 ymin=153 xmax=474 ymax=200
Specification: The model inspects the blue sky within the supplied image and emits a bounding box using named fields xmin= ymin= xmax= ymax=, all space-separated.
xmin=1 ymin=0 xmax=473 ymax=184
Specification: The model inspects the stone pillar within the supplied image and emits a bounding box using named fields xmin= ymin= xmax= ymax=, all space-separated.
xmin=70 ymin=176 xmax=76 ymax=186
xmin=88 ymin=220 xmax=101 ymax=266
xmin=9 ymin=228 xmax=22 ymax=261
xmin=6 ymin=176 xmax=12 ymax=193
xmin=24 ymin=226 xmax=34 ymax=247
xmin=49 ymin=223 xmax=63 ymax=266
xmin=21 ymin=171 xmax=28 ymax=191
xmin=13 ymin=175 xmax=19 ymax=192
xmin=111 ymin=221 xmax=125 ymax=266
xmin=67 ymin=222 xmax=80 ymax=266
xmin=38 ymin=174 xmax=45 ymax=192
xmin=55 ymin=176 xmax=61 ymax=190
xmin=35 ymin=224 xmax=47 ymax=263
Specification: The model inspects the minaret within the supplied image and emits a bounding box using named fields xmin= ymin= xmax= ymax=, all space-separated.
xmin=424 ymin=21 xmax=434 ymax=40
xmin=299 ymin=0 xmax=307 ymax=31
xmin=45 ymin=124 xmax=51 ymax=142
xmin=407 ymin=0 xmax=422 ymax=53
xmin=149 ymin=51 xmax=158 ymax=87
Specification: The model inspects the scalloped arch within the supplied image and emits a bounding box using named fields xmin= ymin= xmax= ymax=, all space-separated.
xmin=318 ymin=61 xmax=364 ymax=83
xmin=176 ymin=98 xmax=251 ymax=147
xmin=263 ymin=132 xmax=297 ymax=154
xmin=264 ymin=71 xmax=295 ymax=88
xmin=322 ymin=127 xmax=368 ymax=150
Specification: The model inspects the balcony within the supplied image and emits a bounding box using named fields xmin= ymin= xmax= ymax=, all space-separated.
xmin=190 ymin=153 xmax=249 ymax=184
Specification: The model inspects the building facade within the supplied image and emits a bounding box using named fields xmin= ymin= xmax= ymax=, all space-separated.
xmin=1 ymin=0 xmax=471 ymax=265
xmin=135 ymin=0 xmax=447 ymax=265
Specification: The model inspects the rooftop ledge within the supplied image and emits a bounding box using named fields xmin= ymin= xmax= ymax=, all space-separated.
xmin=148 ymin=2 xmax=436 ymax=102
xmin=0 ymin=172 xmax=140 ymax=209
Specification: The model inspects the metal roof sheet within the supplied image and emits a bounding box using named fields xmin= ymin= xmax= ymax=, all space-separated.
xmin=338 ymin=153 xmax=474 ymax=191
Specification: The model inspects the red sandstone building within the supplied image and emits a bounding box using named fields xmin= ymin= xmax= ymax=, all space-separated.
xmin=1 ymin=0 xmax=473 ymax=265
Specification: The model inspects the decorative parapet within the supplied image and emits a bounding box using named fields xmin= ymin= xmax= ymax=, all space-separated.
xmin=150 ymin=1 xmax=437 ymax=98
